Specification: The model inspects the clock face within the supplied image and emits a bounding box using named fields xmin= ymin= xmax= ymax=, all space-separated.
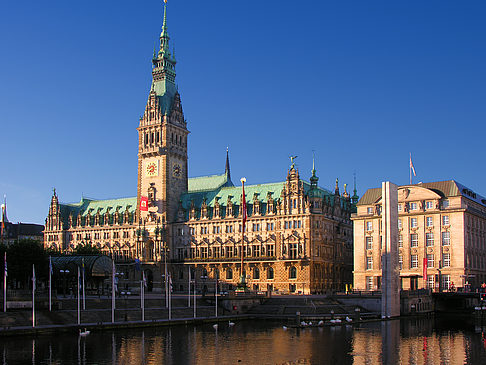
xmin=172 ymin=163 xmax=182 ymax=178
xmin=145 ymin=161 xmax=158 ymax=177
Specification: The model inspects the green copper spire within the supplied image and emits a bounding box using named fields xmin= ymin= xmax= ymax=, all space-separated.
xmin=160 ymin=1 xmax=169 ymax=52
xmin=310 ymin=153 xmax=318 ymax=186
xmin=351 ymin=172 xmax=359 ymax=204
xmin=150 ymin=0 xmax=177 ymax=115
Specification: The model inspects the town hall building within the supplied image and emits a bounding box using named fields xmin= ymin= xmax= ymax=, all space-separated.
xmin=44 ymin=3 xmax=356 ymax=294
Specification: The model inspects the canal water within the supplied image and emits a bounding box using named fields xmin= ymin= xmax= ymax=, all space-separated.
xmin=2 ymin=316 xmax=486 ymax=364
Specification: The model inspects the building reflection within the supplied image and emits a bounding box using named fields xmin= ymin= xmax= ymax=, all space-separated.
xmin=1 ymin=319 xmax=484 ymax=364
xmin=352 ymin=319 xmax=468 ymax=365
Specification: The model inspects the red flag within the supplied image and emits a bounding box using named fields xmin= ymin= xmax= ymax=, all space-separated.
xmin=242 ymin=183 xmax=247 ymax=232
xmin=423 ymin=257 xmax=428 ymax=283
xmin=140 ymin=196 xmax=149 ymax=211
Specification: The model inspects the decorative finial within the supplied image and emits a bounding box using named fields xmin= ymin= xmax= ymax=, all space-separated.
xmin=225 ymin=147 xmax=231 ymax=181
xmin=290 ymin=155 xmax=298 ymax=169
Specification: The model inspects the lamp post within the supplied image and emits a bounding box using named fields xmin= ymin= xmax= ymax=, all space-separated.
xmin=237 ymin=177 xmax=247 ymax=292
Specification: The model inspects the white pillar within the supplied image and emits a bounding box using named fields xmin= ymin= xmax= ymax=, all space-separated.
xmin=381 ymin=182 xmax=400 ymax=318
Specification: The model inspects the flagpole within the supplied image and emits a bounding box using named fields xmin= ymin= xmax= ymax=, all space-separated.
xmin=4 ymin=252 xmax=7 ymax=312
xmin=239 ymin=177 xmax=247 ymax=291
xmin=82 ymin=258 xmax=86 ymax=310
xmin=193 ymin=278 xmax=196 ymax=318
xmin=49 ymin=256 xmax=52 ymax=312
xmin=215 ymin=279 xmax=218 ymax=317
xmin=188 ymin=266 xmax=191 ymax=307
xmin=410 ymin=152 xmax=412 ymax=185
xmin=140 ymin=279 xmax=144 ymax=321
xmin=168 ymin=274 xmax=172 ymax=320
xmin=32 ymin=264 xmax=35 ymax=328
xmin=111 ymin=261 xmax=115 ymax=323
xmin=77 ymin=266 xmax=80 ymax=325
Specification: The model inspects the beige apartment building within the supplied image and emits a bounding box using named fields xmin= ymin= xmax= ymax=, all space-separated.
xmin=352 ymin=181 xmax=486 ymax=291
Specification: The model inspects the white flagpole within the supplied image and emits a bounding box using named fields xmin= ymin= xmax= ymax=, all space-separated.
xmin=140 ymin=280 xmax=144 ymax=321
xmin=32 ymin=264 xmax=35 ymax=328
xmin=3 ymin=252 xmax=6 ymax=313
xmin=215 ymin=279 xmax=218 ymax=317
xmin=48 ymin=256 xmax=52 ymax=312
xmin=193 ymin=279 xmax=196 ymax=318
xmin=410 ymin=152 xmax=412 ymax=185
xmin=111 ymin=261 xmax=115 ymax=323
xmin=188 ymin=266 xmax=191 ymax=307
xmin=168 ymin=274 xmax=172 ymax=320
xmin=82 ymin=258 xmax=86 ymax=310
xmin=77 ymin=266 xmax=80 ymax=325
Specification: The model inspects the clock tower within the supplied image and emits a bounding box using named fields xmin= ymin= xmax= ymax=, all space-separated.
xmin=137 ymin=2 xmax=188 ymax=224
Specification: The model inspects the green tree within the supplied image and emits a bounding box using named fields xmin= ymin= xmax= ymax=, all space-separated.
xmin=6 ymin=239 xmax=48 ymax=287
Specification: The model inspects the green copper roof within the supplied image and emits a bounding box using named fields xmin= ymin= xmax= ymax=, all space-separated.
xmin=61 ymin=197 xmax=137 ymax=217
xmin=151 ymin=1 xmax=178 ymax=116
xmin=58 ymin=197 xmax=137 ymax=227
xmin=181 ymin=181 xmax=285 ymax=219
xmin=188 ymin=172 xmax=233 ymax=192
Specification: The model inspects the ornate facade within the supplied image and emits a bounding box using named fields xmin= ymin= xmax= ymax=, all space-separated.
xmin=44 ymin=3 xmax=356 ymax=294
xmin=353 ymin=181 xmax=486 ymax=291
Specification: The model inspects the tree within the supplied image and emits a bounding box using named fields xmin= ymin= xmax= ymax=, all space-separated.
xmin=6 ymin=239 xmax=48 ymax=287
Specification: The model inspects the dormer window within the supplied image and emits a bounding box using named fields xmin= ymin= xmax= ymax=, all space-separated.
xmin=367 ymin=207 xmax=373 ymax=214
xmin=442 ymin=200 xmax=450 ymax=209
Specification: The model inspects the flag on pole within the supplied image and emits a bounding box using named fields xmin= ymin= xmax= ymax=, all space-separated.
xmin=140 ymin=196 xmax=149 ymax=211
xmin=410 ymin=153 xmax=416 ymax=177
xmin=241 ymin=182 xmax=247 ymax=232
xmin=143 ymin=271 xmax=147 ymax=288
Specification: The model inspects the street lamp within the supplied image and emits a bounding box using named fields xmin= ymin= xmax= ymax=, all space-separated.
xmin=237 ymin=177 xmax=247 ymax=292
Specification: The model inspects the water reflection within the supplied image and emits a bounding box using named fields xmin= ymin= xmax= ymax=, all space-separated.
xmin=2 ymin=318 xmax=486 ymax=364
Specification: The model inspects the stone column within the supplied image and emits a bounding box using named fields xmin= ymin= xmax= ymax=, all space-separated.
xmin=381 ymin=182 xmax=400 ymax=318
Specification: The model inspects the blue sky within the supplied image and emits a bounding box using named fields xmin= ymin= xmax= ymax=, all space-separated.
xmin=1 ymin=0 xmax=485 ymax=224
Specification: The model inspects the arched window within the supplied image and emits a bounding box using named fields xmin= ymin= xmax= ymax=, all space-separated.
xmin=267 ymin=267 xmax=274 ymax=280
xmin=202 ymin=268 xmax=208 ymax=277
xmin=289 ymin=266 xmax=297 ymax=279
xmin=253 ymin=267 xmax=260 ymax=280
xmin=226 ymin=268 xmax=233 ymax=280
